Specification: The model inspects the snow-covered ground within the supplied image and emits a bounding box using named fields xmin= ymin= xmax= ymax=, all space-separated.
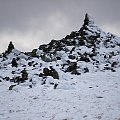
xmin=0 ymin=68 xmax=120 ymax=120
xmin=0 ymin=14 xmax=120 ymax=120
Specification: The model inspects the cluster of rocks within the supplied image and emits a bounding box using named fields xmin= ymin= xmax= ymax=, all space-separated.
xmin=1 ymin=68 xmax=29 ymax=90
xmin=0 ymin=13 xmax=120 ymax=90
xmin=4 ymin=68 xmax=28 ymax=84
xmin=39 ymin=67 xmax=59 ymax=80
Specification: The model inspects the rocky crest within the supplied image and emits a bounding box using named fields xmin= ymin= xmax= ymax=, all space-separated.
xmin=0 ymin=14 xmax=120 ymax=89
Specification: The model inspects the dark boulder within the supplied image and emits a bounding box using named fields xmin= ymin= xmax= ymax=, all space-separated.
xmin=21 ymin=68 xmax=28 ymax=80
xmin=43 ymin=68 xmax=50 ymax=76
xmin=12 ymin=58 xmax=18 ymax=67
xmin=3 ymin=77 xmax=10 ymax=81
xmin=9 ymin=85 xmax=16 ymax=90
xmin=28 ymin=62 xmax=33 ymax=66
xmin=6 ymin=41 xmax=14 ymax=54
xmin=79 ymin=40 xmax=85 ymax=46
xmin=111 ymin=61 xmax=118 ymax=67
xmin=39 ymin=73 xmax=43 ymax=77
xmin=80 ymin=56 xmax=90 ymax=62
xmin=14 ymin=76 xmax=21 ymax=83
xmin=83 ymin=67 xmax=89 ymax=73
xmin=54 ymin=83 xmax=58 ymax=89
xmin=68 ymin=55 xmax=75 ymax=60
xmin=71 ymin=69 xmax=81 ymax=75
xmin=29 ymin=85 xmax=32 ymax=88
xmin=43 ymin=67 xmax=59 ymax=79
xmin=66 ymin=62 xmax=77 ymax=72
xmin=56 ymin=56 xmax=61 ymax=60
xmin=31 ymin=49 xmax=38 ymax=57
xmin=50 ymin=69 xmax=59 ymax=79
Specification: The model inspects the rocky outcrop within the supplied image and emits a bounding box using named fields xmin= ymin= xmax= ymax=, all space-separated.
xmin=0 ymin=14 xmax=120 ymax=89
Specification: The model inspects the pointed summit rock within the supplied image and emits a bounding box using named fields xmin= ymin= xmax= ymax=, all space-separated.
xmin=6 ymin=41 xmax=14 ymax=54
xmin=83 ymin=13 xmax=94 ymax=26
xmin=79 ymin=13 xmax=98 ymax=37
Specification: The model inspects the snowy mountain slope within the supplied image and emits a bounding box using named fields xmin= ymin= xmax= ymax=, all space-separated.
xmin=0 ymin=14 xmax=120 ymax=120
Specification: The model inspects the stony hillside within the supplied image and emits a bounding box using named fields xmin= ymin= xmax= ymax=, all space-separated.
xmin=0 ymin=14 xmax=120 ymax=120
xmin=0 ymin=13 xmax=120 ymax=89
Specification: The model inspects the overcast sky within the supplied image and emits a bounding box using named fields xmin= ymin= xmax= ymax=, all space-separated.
xmin=0 ymin=0 xmax=120 ymax=52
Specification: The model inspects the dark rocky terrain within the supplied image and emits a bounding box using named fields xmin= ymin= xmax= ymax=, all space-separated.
xmin=0 ymin=13 xmax=120 ymax=88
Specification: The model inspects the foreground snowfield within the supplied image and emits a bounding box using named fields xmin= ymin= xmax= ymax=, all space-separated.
xmin=0 ymin=68 xmax=120 ymax=120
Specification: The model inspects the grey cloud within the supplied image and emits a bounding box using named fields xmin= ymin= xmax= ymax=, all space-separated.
xmin=0 ymin=0 xmax=120 ymax=52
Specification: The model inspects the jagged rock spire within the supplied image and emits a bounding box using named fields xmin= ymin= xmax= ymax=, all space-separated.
xmin=84 ymin=13 xmax=94 ymax=26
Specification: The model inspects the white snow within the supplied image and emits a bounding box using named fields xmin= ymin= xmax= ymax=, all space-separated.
xmin=0 ymin=68 xmax=120 ymax=120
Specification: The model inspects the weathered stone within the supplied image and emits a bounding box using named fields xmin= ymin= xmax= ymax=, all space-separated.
xmin=68 ymin=55 xmax=75 ymax=60
xmin=83 ymin=67 xmax=89 ymax=73
xmin=71 ymin=69 xmax=81 ymax=75
xmin=54 ymin=83 xmax=58 ymax=89
xmin=31 ymin=49 xmax=37 ymax=57
xmin=66 ymin=62 xmax=77 ymax=72
xmin=9 ymin=85 xmax=16 ymax=90
xmin=12 ymin=58 xmax=18 ymax=67
xmin=39 ymin=73 xmax=43 ymax=77
xmin=28 ymin=62 xmax=33 ymax=66
xmin=43 ymin=68 xmax=50 ymax=76
xmin=111 ymin=61 xmax=118 ymax=67
xmin=7 ymin=41 xmax=14 ymax=54
xmin=79 ymin=40 xmax=85 ymax=46
xmin=56 ymin=57 xmax=61 ymax=60
xmin=4 ymin=77 xmax=10 ymax=81
xmin=21 ymin=68 xmax=28 ymax=80
xmin=50 ymin=69 xmax=59 ymax=79
xmin=80 ymin=56 xmax=90 ymax=62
